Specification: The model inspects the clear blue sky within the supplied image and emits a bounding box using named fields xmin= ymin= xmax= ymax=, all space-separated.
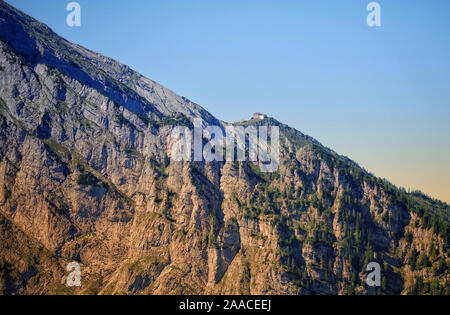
xmin=6 ymin=0 xmax=450 ymax=203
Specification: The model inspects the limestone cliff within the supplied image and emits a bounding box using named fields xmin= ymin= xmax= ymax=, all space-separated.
xmin=0 ymin=1 xmax=448 ymax=295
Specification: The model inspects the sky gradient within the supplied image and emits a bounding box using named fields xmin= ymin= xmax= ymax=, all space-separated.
xmin=6 ymin=0 xmax=450 ymax=203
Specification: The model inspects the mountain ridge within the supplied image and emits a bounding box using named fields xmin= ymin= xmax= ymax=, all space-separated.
xmin=0 ymin=1 xmax=448 ymax=295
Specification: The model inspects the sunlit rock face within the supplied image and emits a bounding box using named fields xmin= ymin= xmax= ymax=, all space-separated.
xmin=0 ymin=2 xmax=448 ymax=295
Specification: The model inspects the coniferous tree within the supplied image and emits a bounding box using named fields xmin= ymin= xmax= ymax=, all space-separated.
xmin=406 ymin=247 xmax=418 ymax=271
xmin=416 ymin=252 xmax=430 ymax=270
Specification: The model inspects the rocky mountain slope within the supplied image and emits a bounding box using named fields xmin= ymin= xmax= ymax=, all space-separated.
xmin=0 ymin=1 xmax=448 ymax=295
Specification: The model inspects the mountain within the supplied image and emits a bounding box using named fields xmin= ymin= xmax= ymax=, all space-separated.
xmin=0 ymin=1 xmax=448 ymax=295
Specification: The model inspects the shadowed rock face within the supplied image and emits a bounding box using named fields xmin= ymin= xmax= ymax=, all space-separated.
xmin=0 ymin=2 xmax=448 ymax=295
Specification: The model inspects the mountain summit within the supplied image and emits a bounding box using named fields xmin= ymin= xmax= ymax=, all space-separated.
xmin=0 ymin=2 xmax=448 ymax=295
